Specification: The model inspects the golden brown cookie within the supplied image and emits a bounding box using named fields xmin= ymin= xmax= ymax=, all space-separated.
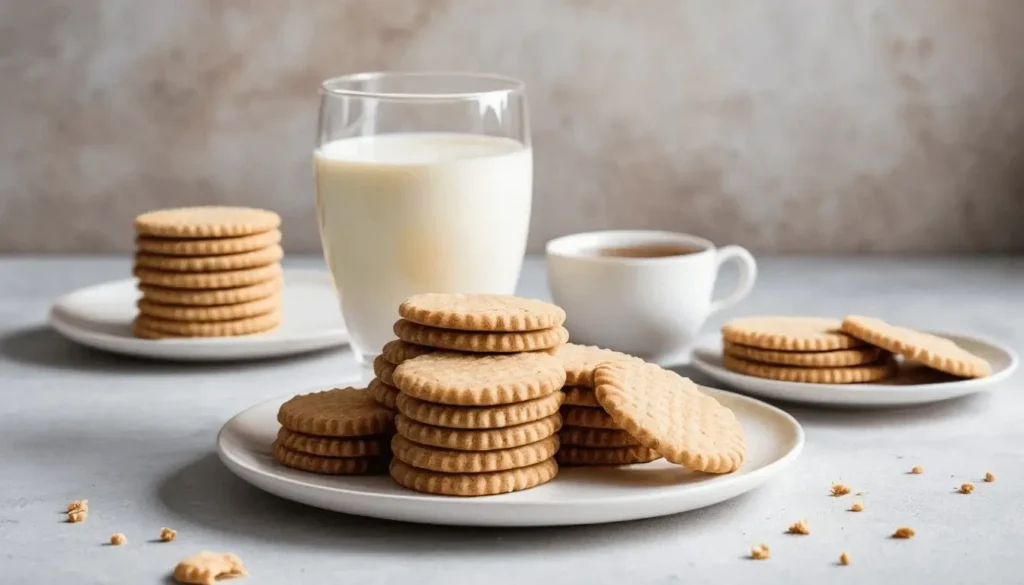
xmin=560 ymin=405 xmax=619 ymax=429
xmin=391 ymin=435 xmax=559 ymax=473
xmin=559 ymin=426 xmax=639 ymax=448
xmin=841 ymin=315 xmax=991 ymax=378
xmin=134 ymin=245 xmax=283 ymax=273
xmin=134 ymin=263 xmax=282 ymax=290
xmin=721 ymin=316 xmax=865 ymax=351
xmin=136 ymin=295 xmax=279 ymax=322
xmin=393 ymin=319 xmax=569 ymax=353
xmin=133 ymin=311 xmax=281 ymax=338
xmin=594 ymin=361 xmax=746 ymax=474
xmin=275 ymin=428 xmax=387 ymax=458
xmin=173 ymin=552 xmax=247 ymax=585
xmin=380 ymin=339 xmax=435 ymax=365
xmin=277 ymin=388 xmax=395 ymax=437
xmin=392 ymin=351 xmax=565 ymax=406
xmin=722 ymin=341 xmax=886 ymax=367
xmin=135 ymin=206 xmax=280 ymax=238
xmin=136 ymin=229 xmax=281 ymax=256
xmin=550 ymin=343 xmax=644 ymax=387
xmin=555 ymin=445 xmax=661 ymax=466
xmin=395 ymin=391 xmax=563 ymax=429
xmin=138 ymin=279 xmax=281 ymax=306
xmin=271 ymin=441 xmax=386 ymax=475
xmin=372 ymin=355 xmax=397 ymax=386
xmin=399 ymin=293 xmax=566 ymax=332
xmin=394 ymin=414 xmax=562 ymax=451
xmin=562 ymin=386 xmax=600 ymax=407
xmin=389 ymin=458 xmax=558 ymax=496
xmin=722 ymin=354 xmax=898 ymax=383
xmin=368 ymin=378 xmax=400 ymax=410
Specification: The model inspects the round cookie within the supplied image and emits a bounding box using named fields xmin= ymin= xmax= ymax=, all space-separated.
xmin=134 ymin=245 xmax=283 ymax=273
xmin=138 ymin=279 xmax=281 ymax=306
xmin=392 ymin=351 xmax=565 ymax=406
xmin=594 ymin=361 xmax=746 ymax=474
xmin=134 ymin=206 xmax=280 ymax=239
xmin=368 ymin=378 xmax=400 ymax=410
xmin=550 ymin=343 xmax=644 ymax=387
xmin=560 ymin=405 xmax=619 ymax=430
xmin=399 ymin=293 xmax=566 ymax=332
xmin=271 ymin=441 xmax=386 ymax=475
xmin=394 ymin=414 xmax=562 ymax=451
xmin=556 ymin=445 xmax=661 ymax=466
xmin=389 ymin=458 xmax=558 ymax=497
xmin=137 ymin=295 xmax=279 ymax=322
xmin=133 ymin=311 xmax=281 ymax=338
xmin=841 ymin=315 xmax=991 ymax=378
xmin=395 ymin=391 xmax=563 ymax=429
xmin=391 ymin=434 xmax=559 ymax=473
xmin=136 ymin=230 xmax=281 ymax=256
xmin=372 ymin=355 xmax=397 ymax=386
xmin=722 ymin=341 xmax=886 ymax=367
xmin=721 ymin=316 xmax=864 ymax=351
xmin=722 ymin=354 xmax=897 ymax=383
xmin=275 ymin=428 xmax=387 ymax=458
xmin=277 ymin=388 xmax=395 ymax=437
xmin=562 ymin=386 xmax=600 ymax=407
xmin=393 ymin=320 xmax=569 ymax=353
xmin=381 ymin=339 xmax=435 ymax=365
xmin=559 ymin=426 xmax=639 ymax=448
xmin=134 ymin=263 xmax=282 ymax=290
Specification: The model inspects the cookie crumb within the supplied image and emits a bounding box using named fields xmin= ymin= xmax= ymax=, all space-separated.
xmin=831 ymin=483 xmax=851 ymax=497
xmin=67 ymin=509 xmax=88 ymax=523
xmin=850 ymin=501 xmax=864 ymax=512
xmin=110 ymin=533 xmax=126 ymax=546
xmin=66 ymin=499 xmax=88 ymax=513
xmin=910 ymin=465 xmax=923 ymax=474
xmin=984 ymin=472 xmax=996 ymax=483
xmin=751 ymin=543 xmax=771 ymax=560
xmin=893 ymin=526 xmax=915 ymax=539
xmin=173 ymin=551 xmax=247 ymax=585
xmin=840 ymin=551 xmax=851 ymax=566
xmin=787 ymin=519 xmax=810 ymax=535
xmin=160 ymin=527 xmax=177 ymax=542
xmin=959 ymin=482 xmax=975 ymax=494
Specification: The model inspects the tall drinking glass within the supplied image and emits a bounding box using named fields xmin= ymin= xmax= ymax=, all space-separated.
xmin=314 ymin=72 xmax=532 ymax=367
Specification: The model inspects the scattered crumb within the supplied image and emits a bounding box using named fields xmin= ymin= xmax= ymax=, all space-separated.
xmin=910 ymin=465 xmax=924 ymax=475
xmin=831 ymin=483 xmax=851 ymax=497
xmin=985 ymin=472 xmax=996 ymax=483
xmin=959 ymin=483 xmax=975 ymax=494
xmin=840 ymin=551 xmax=851 ymax=566
xmin=110 ymin=533 xmax=127 ymax=546
xmin=750 ymin=543 xmax=771 ymax=560
xmin=67 ymin=509 xmax=88 ymax=523
xmin=66 ymin=499 xmax=88 ymax=513
xmin=173 ymin=551 xmax=247 ymax=584
xmin=787 ymin=519 xmax=810 ymax=535
xmin=893 ymin=526 xmax=915 ymax=539
xmin=160 ymin=527 xmax=177 ymax=542
xmin=850 ymin=501 xmax=864 ymax=512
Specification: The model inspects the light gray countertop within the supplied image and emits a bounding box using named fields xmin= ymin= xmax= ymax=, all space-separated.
xmin=2 ymin=255 xmax=1023 ymax=584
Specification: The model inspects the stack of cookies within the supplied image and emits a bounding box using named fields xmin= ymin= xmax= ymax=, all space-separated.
xmin=550 ymin=344 xmax=662 ymax=466
xmin=131 ymin=206 xmax=284 ymax=339
xmin=272 ymin=387 xmax=395 ymax=475
xmin=385 ymin=294 xmax=570 ymax=497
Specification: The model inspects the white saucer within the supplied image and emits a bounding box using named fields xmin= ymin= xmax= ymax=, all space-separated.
xmin=691 ymin=332 xmax=1018 ymax=408
xmin=216 ymin=384 xmax=803 ymax=527
xmin=49 ymin=269 xmax=348 ymax=361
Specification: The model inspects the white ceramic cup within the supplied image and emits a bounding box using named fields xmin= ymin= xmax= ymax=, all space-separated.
xmin=545 ymin=230 xmax=757 ymax=364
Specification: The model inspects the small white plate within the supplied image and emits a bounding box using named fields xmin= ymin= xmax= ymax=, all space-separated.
xmin=49 ymin=269 xmax=348 ymax=362
xmin=691 ymin=332 xmax=1018 ymax=408
xmin=217 ymin=384 xmax=803 ymax=527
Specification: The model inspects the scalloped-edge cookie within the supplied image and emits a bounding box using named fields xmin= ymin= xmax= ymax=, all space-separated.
xmin=137 ymin=294 xmax=279 ymax=322
xmin=559 ymin=426 xmax=639 ymax=448
xmin=841 ymin=315 xmax=990 ymax=378
xmin=276 ymin=428 xmax=387 ymax=458
xmin=389 ymin=458 xmax=558 ymax=496
xmin=555 ymin=445 xmax=661 ymax=466
xmin=381 ymin=339 xmax=436 ymax=365
xmin=399 ymin=293 xmax=566 ymax=332
xmin=134 ymin=263 xmax=282 ymax=290
xmin=134 ymin=245 xmax=283 ymax=273
xmin=722 ymin=340 xmax=886 ymax=367
xmin=560 ymin=405 xmax=620 ymax=430
xmin=721 ymin=316 xmax=864 ymax=351
xmin=722 ymin=354 xmax=897 ymax=383
xmin=372 ymin=355 xmax=397 ymax=386
xmin=138 ymin=278 xmax=281 ymax=306
xmin=133 ymin=310 xmax=280 ymax=338
xmin=391 ymin=434 xmax=559 ymax=473
xmin=392 ymin=351 xmax=565 ymax=406
xmin=562 ymin=386 xmax=600 ymax=407
xmin=549 ymin=343 xmax=644 ymax=387
xmin=368 ymin=378 xmax=400 ymax=410
xmin=393 ymin=319 xmax=569 ymax=353
xmin=136 ymin=229 xmax=281 ymax=257
xmin=135 ymin=206 xmax=280 ymax=238
xmin=395 ymin=391 xmax=563 ymax=429
xmin=394 ymin=414 xmax=562 ymax=451
xmin=271 ymin=441 xmax=387 ymax=475
xmin=277 ymin=387 xmax=395 ymax=437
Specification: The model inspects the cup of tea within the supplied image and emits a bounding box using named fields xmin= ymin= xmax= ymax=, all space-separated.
xmin=545 ymin=230 xmax=757 ymax=364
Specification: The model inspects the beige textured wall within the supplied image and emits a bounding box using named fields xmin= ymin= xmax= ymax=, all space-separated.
xmin=2 ymin=0 xmax=1023 ymax=254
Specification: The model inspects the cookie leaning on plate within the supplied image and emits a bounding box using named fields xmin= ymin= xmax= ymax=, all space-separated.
xmin=841 ymin=315 xmax=991 ymax=378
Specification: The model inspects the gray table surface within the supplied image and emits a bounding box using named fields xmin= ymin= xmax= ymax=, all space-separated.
xmin=2 ymin=255 xmax=1022 ymax=584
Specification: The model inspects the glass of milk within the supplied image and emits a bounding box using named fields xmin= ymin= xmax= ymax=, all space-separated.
xmin=314 ymin=72 xmax=532 ymax=367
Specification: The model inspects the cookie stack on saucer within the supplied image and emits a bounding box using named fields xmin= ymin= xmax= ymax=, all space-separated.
xmin=131 ymin=206 xmax=284 ymax=339
xmin=383 ymin=294 xmax=569 ymax=497
xmin=550 ymin=343 xmax=662 ymax=466
xmin=272 ymin=387 xmax=394 ymax=475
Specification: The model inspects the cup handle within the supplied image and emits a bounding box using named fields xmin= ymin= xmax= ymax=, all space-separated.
xmin=708 ymin=245 xmax=757 ymax=316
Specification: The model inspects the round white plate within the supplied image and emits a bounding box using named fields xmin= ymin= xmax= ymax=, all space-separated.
xmin=217 ymin=384 xmax=803 ymax=527
xmin=691 ymin=332 xmax=1018 ymax=408
xmin=49 ymin=269 xmax=348 ymax=361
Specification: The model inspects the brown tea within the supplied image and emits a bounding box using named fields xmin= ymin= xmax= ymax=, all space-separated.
xmin=585 ymin=244 xmax=702 ymax=258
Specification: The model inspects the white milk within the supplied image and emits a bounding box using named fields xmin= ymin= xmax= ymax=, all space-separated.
xmin=314 ymin=133 xmax=532 ymax=360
